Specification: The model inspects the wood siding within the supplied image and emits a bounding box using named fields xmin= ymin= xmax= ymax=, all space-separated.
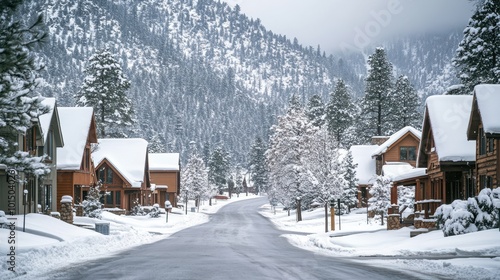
xmin=382 ymin=133 xmax=419 ymax=167
xmin=150 ymin=171 xmax=179 ymax=207
xmin=475 ymin=125 xmax=499 ymax=192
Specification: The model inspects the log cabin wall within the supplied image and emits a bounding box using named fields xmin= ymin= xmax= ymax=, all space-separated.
xmin=475 ymin=124 xmax=499 ymax=193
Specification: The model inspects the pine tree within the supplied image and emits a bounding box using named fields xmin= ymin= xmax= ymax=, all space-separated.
xmin=208 ymin=146 xmax=230 ymax=195
xmin=368 ymin=175 xmax=392 ymax=225
xmin=326 ymin=79 xmax=356 ymax=145
xmin=0 ymin=1 xmax=50 ymax=175
xmin=75 ymin=48 xmax=133 ymax=137
xmin=306 ymin=94 xmax=325 ymax=127
xmin=341 ymin=150 xmax=358 ymax=212
xmin=302 ymin=127 xmax=343 ymax=210
xmin=266 ymin=104 xmax=316 ymax=212
xmin=181 ymin=149 xmax=209 ymax=209
xmin=248 ymin=136 xmax=268 ymax=194
xmin=82 ymin=184 xmax=103 ymax=219
xmin=360 ymin=48 xmax=395 ymax=139
xmin=453 ymin=0 xmax=500 ymax=94
xmin=390 ymin=75 xmax=421 ymax=130
xmin=234 ymin=165 xmax=243 ymax=197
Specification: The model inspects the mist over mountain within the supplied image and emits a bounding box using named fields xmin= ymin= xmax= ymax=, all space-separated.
xmin=22 ymin=0 xmax=464 ymax=165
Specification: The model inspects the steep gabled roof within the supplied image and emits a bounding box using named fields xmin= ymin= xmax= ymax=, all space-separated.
xmin=39 ymin=97 xmax=64 ymax=148
xmin=371 ymin=126 xmax=421 ymax=157
xmin=467 ymin=84 xmax=500 ymax=139
xmin=418 ymin=95 xmax=475 ymax=166
xmin=56 ymin=107 xmax=97 ymax=170
xmin=349 ymin=145 xmax=378 ymax=185
xmin=149 ymin=153 xmax=180 ymax=171
xmin=92 ymin=138 xmax=149 ymax=188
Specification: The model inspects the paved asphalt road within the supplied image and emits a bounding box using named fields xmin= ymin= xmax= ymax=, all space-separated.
xmin=46 ymin=197 xmax=438 ymax=280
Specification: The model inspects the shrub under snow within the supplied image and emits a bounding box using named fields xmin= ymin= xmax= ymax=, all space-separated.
xmin=435 ymin=188 xmax=500 ymax=237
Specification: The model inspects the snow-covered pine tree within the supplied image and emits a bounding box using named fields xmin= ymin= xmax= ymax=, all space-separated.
xmin=75 ymin=48 xmax=133 ymax=137
xmin=82 ymin=184 xmax=103 ymax=219
xmin=208 ymin=145 xmax=230 ymax=195
xmin=266 ymin=100 xmax=316 ymax=214
xmin=181 ymin=148 xmax=209 ymax=209
xmin=390 ymin=75 xmax=421 ymax=130
xmin=453 ymin=0 xmax=500 ymax=94
xmin=234 ymin=165 xmax=243 ymax=197
xmin=249 ymin=136 xmax=268 ymax=194
xmin=148 ymin=133 xmax=166 ymax=153
xmin=368 ymin=175 xmax=392 ymax=225
xmin=341 ymin=150 xmax=358 ymax=212
xmin=326 ymin=79 xmax=357 ymax=146
xmin=0 ymin=1 xmax=51 ymax=175
xmin=360 ymin=48 xmax=395 ymax=140
xmin=301 ymin=126 xmax=343 ymax=211
xmin=306 ymin=94 xmax=325 ymax=127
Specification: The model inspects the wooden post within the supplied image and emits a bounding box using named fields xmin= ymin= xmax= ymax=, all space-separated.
xmin=330 ymin=204 xmax=335 ymax=231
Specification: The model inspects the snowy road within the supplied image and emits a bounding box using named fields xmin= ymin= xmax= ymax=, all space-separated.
xmin=44 ymin=197 xmax=434 ymax=280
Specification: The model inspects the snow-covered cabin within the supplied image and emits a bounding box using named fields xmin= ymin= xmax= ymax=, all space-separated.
xmin=371 ymin=126 xmax=421 ymax=175
xmin=467 ymin=84 xmax=500 ymax=191
xmin=56 ymin=107 xmax=98 ymax=210
xmin=24 ymin=98 xmax=64 ymax=213
xmin=416 ymin=95 xmax=476 ymax=217
xmin=349 ymin=145 xmax=378 ymax=207
xmin=92 ymin=138 xmax=150 ymax=211
xmin=149 ymin=153 xmax=181 ymax=208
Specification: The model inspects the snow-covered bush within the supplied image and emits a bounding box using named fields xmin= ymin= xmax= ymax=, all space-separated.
xmin=398 ymin=185 xmax=415 ymax=215
xmin=82 ymin=185 xmax=102 ymax=219
xmin=435 ymin=188 xmax=500 ymax=237
xmin=130 ymin=198 xmax=145 ymax=216
xmin=148 ymin=204 xmax=160 ymax=218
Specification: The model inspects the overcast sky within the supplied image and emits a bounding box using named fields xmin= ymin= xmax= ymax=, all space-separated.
xmin=223 ymin=0 xmax=476 ymax=53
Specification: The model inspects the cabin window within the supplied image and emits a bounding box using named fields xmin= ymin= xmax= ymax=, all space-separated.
xmin=488 ymin=138 xmax=494 ymax=153
xmin=98 ymin=167 xmax=114 ymax=184
xmin=400 ymin=146 xmax=416 ymax=161
xmin=480 ymin=175 xmax=493 ymax=189
xmin=115 ymin=191 xmax=121 ymax=205
xmin=479 ymin=128 xmax=486 ymax=155
xmin=25 ymin=127 xmax=36 ymax=152
xmin=44 ymin=129 xmax=54 ymax=160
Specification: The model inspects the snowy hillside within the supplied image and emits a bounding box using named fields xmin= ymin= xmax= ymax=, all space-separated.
xmin=20 ymin=0 xmax=463 ymax=164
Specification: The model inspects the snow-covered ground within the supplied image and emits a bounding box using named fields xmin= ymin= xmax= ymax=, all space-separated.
xmin=0 ymin=194 xmax=258 ymax=279
xmin=259 ymin=204 xmax=500 ymax=280
xmin=2 ymin=196 xmax=500 ymax=280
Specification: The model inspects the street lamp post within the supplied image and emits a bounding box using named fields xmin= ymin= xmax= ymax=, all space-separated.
xmin=296 ymin=197 xmax=302 ymax=222
xmin=23 ymin=189 xmax=28 ymax=232
xmin=184 ymin=188 xmax=189 ymax=215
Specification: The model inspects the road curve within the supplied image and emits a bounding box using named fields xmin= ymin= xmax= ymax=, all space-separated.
xmin=46 ymin=197 xmax=428 ymax=280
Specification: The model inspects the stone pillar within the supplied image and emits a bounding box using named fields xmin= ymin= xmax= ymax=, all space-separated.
xmin=387 ymin=214 xmax=400 ymax=230
xmin=60 ymin=195 xmax=73 ymax=224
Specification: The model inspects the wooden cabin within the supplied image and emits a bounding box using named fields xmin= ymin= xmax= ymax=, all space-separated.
xmin=416 ymin=95 xmax=476 ymax=218
xmin=149 ymin=153 xmax=181 ymax=208
xmin=467 ymin=84 xmax=500 ymax=192
xmin=91 ymin=138 xmax=150 ymax=212
xmin=371 ymin=126 xmax=421 ymax=175
xmin=56 ymin=107 xmax=98 ymax=210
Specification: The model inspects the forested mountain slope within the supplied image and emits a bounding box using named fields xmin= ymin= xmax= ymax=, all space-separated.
xmin=21 ymin=0 xmax=464 ymax=164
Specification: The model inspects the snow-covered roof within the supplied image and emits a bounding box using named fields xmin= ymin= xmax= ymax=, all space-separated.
xmin=381 ymin=162 xmax=414 ymax=180
xmin=349 ymin=145 xmax=378 ymax=185
xmin=423 ymin=95 xmax=475 ymax=162
xmin=92 ymin=138 xmax=149 ymax=188
xmin=473 ymin=84 xmax=500 ymax=136
xmin=372 ymin=126 xmax=421 ymax=157
xmin=392 ymin=168 xmax=427 ymax=183
xmin=149 ymin=153 xmax=180 ymax=171
xmin=57 ymin=107 xmax=95 ymax=170
xmin=38 ymin=97 xmax=65 ymax=149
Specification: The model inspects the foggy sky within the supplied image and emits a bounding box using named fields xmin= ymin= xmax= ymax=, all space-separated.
xmin=224 ymin=0 xmax=475 ymax=53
